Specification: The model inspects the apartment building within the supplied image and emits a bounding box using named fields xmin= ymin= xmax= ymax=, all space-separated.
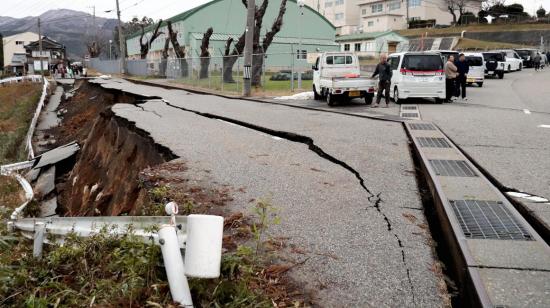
xmin=303 ymin=0 xmax=362 ymax=35
xmin=2 ymin=32 xmax=39 ymax=72
xmin=359 ymin=0 xmax=483 ymax=32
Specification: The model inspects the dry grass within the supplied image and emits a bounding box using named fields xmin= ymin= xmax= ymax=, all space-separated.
xmin=455 ymin=38 xmax=531 ymax=50
xmin=397 ymin=23 xmax=550 ymax=37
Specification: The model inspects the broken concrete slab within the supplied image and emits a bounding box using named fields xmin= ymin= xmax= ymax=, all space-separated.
xmin=40 ymin=196 xmax=57 ymax=217
xmin=32 ymin=141 xmax=80 ymax=169
xmin=34 ymin=166 xmax=55 ymax=197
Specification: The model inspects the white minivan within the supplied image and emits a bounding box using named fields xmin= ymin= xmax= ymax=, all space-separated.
xmin=464 ymin=52 xmax=485 ymax=87
xmin=388 ymin=52 xmax=446 ymax=104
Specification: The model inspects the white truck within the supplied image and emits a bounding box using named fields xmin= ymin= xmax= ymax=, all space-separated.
xmin=312 ymin=52 xmax=377 ymax=106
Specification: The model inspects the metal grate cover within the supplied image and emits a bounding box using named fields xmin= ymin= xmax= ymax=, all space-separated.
xmin=409 ymin=123 xmax=435 ymax=130
xmin=429 ymin=159 xmax=477 ymax=177
xmin=417 ymin=137 xmax=451 ymax=148
xmin=450 ymin=200 xmax=533 ymax=240
xmin=402 ymin=106 xmax=418 ymax=110
xmin=402 ymin=113 xmax=419 ymax=118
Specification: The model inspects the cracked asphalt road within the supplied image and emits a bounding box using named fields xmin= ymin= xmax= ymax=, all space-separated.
xmin=92 ymin=78 xmax=444 ymax=306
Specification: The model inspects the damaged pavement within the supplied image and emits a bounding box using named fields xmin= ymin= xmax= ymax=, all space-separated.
xmin=80 ymin=78 xmax=447 ymax=306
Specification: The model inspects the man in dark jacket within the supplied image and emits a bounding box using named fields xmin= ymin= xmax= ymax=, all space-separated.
xmin=455 ymin=53 xmax=469 ymax=101
xmin=371 ymin=54 xmax=392 ymax=108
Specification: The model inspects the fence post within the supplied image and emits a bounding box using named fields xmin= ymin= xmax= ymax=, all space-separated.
xmin=33 ymin=222 xmax=46 ymax=258
xmin=158 ymin=225 xmax=193 ymax=307
xmin=291 ymin=47 xmax=295 ymax=92
xmin=236 ymin=56 xmax=240 ymax=93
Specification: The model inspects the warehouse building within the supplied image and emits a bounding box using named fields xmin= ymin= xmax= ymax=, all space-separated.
xmin=125 ymin=0 xmax=339 ymax=67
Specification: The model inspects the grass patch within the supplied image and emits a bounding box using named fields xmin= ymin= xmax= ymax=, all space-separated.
xmin=0 ymin=82 xmax=42 ymax=165
xmin=397 ymin=23 xmax=550 ymax=37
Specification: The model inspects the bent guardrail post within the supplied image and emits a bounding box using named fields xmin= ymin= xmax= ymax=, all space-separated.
xmin=33 ymin=222 xmax=46 ymax=258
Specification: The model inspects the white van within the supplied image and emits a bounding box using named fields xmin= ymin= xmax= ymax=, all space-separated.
xmin=492 ymin=49 xmax=523 ymax=72
xmin=388 ymin=52 xmax=446 ymax=104
xmin=464 ymin=52 xmax=485 ymax=87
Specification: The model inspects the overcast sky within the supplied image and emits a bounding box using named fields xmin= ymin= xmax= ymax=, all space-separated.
xmin=1 ymin=0 xmax=549 ymax=21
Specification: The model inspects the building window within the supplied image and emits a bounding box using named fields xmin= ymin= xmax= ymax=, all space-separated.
xmin=368 ymin=21 xmax=374 ymax=27
xmin=344 ymin=44 xmax=350 ymax=51
xmin=371 ymin=3 xmax=383 ymax=13
xmin=361 ymin=8 xmax=367 ymax=15
xmin=15 ymin=41 xmax=24 ymax=45
xmin=354 ymin=43 xmax=361 ymax=51
xmin=335 ymin=13 xmax=344 ymax=20
xmin=335 ymin=0 xmax=344 ymax=5
xmin=388 ymin=1 xmax=401 ymax=11
xmin=296 ymin=50 xmax=307 ymax=59
xmin=325 ymin=1 xmax=332 ymax=7
xmin=409 ymin=0 xmax=421 ymax=7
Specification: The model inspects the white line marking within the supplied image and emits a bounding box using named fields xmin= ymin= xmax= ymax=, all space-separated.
xmin=538 ymin=124 xmax=550 ymax=128
xmin=272 ymin=136 xmax=283 ymax=141
xmin=523 ymin=109 xmax=531 ymax=114
xmin=507 ymin=192 xmax=531 ymax=198
xmin=525 ymin=196 xmax=549 ymax=203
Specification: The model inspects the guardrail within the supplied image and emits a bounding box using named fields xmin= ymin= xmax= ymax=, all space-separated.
xmin=7 ymin=202 xmax=223 ymax=307
xmin=25 ymin=76 xmax=49 ymax=159
xmin=0 ymin=74 xmax=43 ymax=85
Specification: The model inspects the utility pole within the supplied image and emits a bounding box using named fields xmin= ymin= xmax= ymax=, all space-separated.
xmin=116 ymin=0 xmax=127 ymax=74
xmin=243 ymin=0 xmax=255 ymax=96
xmin=298 ymin=0 xmax=304 ymax=89
xmin=406 ymin=0 xmax=409 ymax=29
xmin=38 ymin=17 xmax=43 ymax=76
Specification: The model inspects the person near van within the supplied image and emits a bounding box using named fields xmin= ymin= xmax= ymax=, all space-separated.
xmin=455 ymin=54 xmax=470 ymax=101
xmin=534 ymin=53 xmax=542 ymax=71
xmin=371 ymin=54 xmax=392 ymax=108
xmin=444 ymin=55 xmax=458 ymax=102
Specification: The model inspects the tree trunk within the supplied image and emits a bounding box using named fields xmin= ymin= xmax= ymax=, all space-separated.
xmin=140 ymin=20 xmax=163 ymax=59
xmin=223 ymin=55 xmax=238 ymax=83
xmin=251 ymin=53 xmax=264 ymax=86
xmin=199 ymin=27 xmax=213 ymax=79
xmin=167 ymin=20 xmax=188 ymax=78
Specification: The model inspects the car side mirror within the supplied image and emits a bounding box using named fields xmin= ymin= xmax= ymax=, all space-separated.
xmin=312 ymin=65 xmax=317 ymax=70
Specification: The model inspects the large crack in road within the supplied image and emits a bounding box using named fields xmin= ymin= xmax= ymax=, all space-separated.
xmin=144 ymin=98 xmax=417 ymax=303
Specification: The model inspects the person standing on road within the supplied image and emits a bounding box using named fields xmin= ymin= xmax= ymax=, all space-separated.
xmin=371 ymin=54 xmax=393 ymax=108
xmin=444 ymin=55 xmax=458 ymax=103
xmin=455 ymin=54 xmax=470 ymax=101
xmin=534 ymin=53 xmax=542 ymax=72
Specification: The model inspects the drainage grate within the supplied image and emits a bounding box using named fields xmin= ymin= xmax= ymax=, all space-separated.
xmin=417 ymin=137 xmax=451 ymax=148
xmin=450 ymin=200 xmax=533 ymax=240
xmin=409 ymin=123 xmax=435 ymax=130
xmin=429 ymin=159 xmax=477 ymax=177
xmin=401 ymin=113 xmax=419 ymax=118
xmin=402 ymin=106 xmax=418 ymax=110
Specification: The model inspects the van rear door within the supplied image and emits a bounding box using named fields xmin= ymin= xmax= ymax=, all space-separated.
xmin=400 ymin=54 xmax=444 ymax=82
xmin=466 ymin=56 xmax=484 ymax=81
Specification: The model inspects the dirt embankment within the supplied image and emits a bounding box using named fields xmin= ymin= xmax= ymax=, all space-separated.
xmin=50 ymin=81 xmax=175 ymax=216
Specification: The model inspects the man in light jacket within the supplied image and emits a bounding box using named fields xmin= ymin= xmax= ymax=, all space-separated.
xmin=444 ymin=55 xmax=458 ymax=103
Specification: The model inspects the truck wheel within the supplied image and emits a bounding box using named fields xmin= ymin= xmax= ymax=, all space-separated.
xmin=435 ymin=98 xmax=443 ymax=104
xmin=477 ymin=82 xmax=483 ymax=87
xmin=365 ymin=94 xmax=373 ymax=105
xmin=327 ymin=93 xmax=336 ymax=106
xmin=313 ymin=85 xmax=320 ymax=100
xmin=498 ymin=72 xmax=504 ymax=79
xmin=507 ymin=65 xmax=511 ymax=72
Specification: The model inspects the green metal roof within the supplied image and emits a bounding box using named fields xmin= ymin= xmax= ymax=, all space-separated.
xmin=335 ymin=31 xmax=406 ymax=42
xmin=127 ymin=0 xmax=336 ymax=40
xmin=189 ymin=32 xmax=338 ymax=45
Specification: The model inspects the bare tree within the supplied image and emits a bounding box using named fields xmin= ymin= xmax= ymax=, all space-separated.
xmin=199 ymin=28 xmax=214 ymax=79
xmin=167 ymin=20 xmax=188 ymax=77
xmin=222 ymin=0 xmax=288 ymax=85
xmin=86 ymin=40 xmax=102 ymax=58
xmin=139 ymin=19 xmax=163 ymax=59
xmin=447 ymin=0 xmax=480 ymax=24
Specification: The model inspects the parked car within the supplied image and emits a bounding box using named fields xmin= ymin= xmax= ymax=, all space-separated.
xmin=434 ymin=50 xmax=459 ymax=63
xmin=492 ymin=49 xmax=523 ymax=72
xmin=312 ymin=52 xmax=377 ymax=106
xmin=387 ymin=51 xmax=446 ymax=104
xmin=269 ymin=70 xmax=313 ymax=81
xmin=515 ymin=48 xmax=538 ymax=68
xmin=463 ymin=52 xmax=485 ymax=87
xmin=482 ymin=52 xmax=505 ymax=79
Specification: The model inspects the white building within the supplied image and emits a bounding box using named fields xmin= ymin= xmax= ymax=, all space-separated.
xmin=304 ymin=0 xmax=483 ymax=34
xmin=335 ymin=30 xmax=408 ymax=56
xmin=303 ymin=0 xmax=362 ymax=35
xmin=359 ymin=0 xmax=483 ymax=32
xmin=2 ymin=32 xmax=39 ymax=72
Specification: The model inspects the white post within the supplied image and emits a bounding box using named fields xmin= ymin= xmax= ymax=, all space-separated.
xmin=33 ymin=222 xmax=46 ymax=258
xmin=158 ymin=225 xmax=193 ymax=307
xmin=184 ymin=215 xmax=224 ymax=278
